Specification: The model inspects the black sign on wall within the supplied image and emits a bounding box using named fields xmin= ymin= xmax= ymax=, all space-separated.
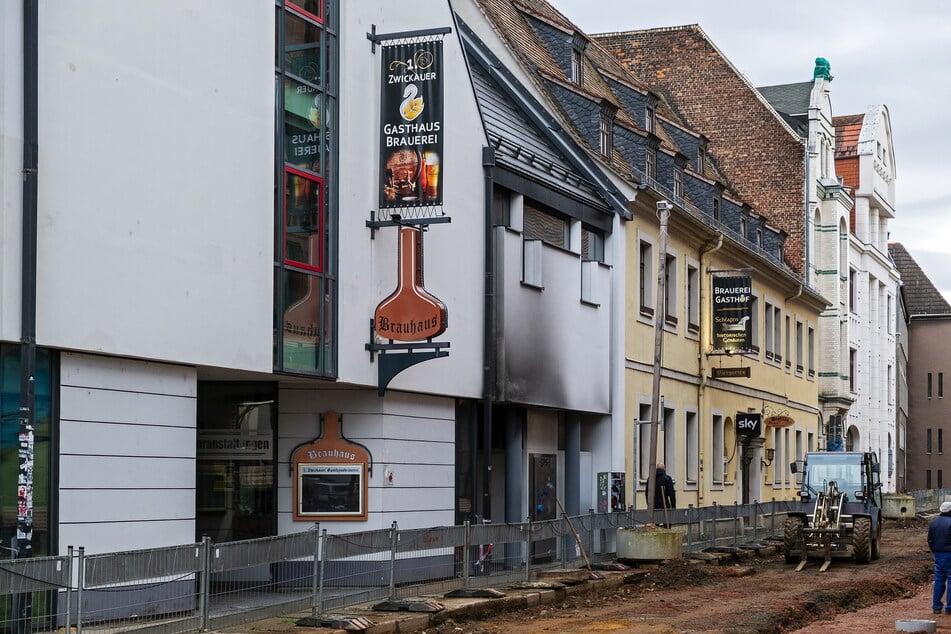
xmin=379 ymin=40 xmax=444 ymax=209
xmin=712 ymin=275 xmax=753 ymax=352
xmin=736 ymin=412 xmax=762 ymax=437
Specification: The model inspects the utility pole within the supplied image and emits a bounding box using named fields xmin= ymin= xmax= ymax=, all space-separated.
xmin=646 ymin=201 xmax=670 ymax=525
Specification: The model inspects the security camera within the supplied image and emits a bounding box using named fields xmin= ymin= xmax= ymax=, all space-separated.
xmin=656 ymin=200 xmax=671 ymax=212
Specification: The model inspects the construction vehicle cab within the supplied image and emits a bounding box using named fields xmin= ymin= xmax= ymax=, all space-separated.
xmin=784 ymin=451 xmax=883 ymax=571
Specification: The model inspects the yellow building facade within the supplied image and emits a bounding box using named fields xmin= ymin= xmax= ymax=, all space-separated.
xmin=625 ymin=190 xmax=828 ymax=510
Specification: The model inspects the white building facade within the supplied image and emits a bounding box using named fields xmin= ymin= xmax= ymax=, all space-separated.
xmin=1 ymin=0 xmax=629 ymax=571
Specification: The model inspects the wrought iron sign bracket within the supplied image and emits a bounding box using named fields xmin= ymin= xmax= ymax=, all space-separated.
xmin=366 ymin=321 xmax=450 ymax=396
xmin=366 ymin=212 xmax=450 ymax=240
xmin=366 ymin=24 xmax=452 ymax=53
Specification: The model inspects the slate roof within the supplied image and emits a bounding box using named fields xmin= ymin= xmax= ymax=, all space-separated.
xmin=473 ymin=0 xmax=689 ymax=176
xmin=593 ymin=25 xmax=809 ymax=275
xmin=757 ymin=82 xmax=812 ymax=116
xmin=469 ymin=61 xmax=609 ymax=210
xmin=889 ymin=242 xmax=951 ymax=316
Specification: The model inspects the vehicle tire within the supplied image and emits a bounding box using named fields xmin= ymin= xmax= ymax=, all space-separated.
xmin=853 ymin=516 xmax=872 ymax=564
xmin=783 ymin=516 xmax=803 ymax=564
xmin=871 ymin=516 xmax=881 ymax=560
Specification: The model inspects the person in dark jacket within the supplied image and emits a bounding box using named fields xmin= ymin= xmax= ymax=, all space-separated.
xmin=929 ymin=501 xmax=951 ymax=613
xmin=649 ymin=463 xmax=676 ymax=511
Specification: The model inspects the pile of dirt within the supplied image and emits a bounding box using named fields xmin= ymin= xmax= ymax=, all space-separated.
xmin=427 ymin=517 xmax=935 ymax=634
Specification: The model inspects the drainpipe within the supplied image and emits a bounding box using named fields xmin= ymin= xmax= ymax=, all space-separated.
xmin=696 ymin=232 xmax=722 ymax=505
xmin=481 ymin=146 xmax=496 ymax=522
xmin=785 ymin=284 xmax=803 ymax=303
xmin=18 ymin=0 xmax=39 ymax=558
xmin=15 ymin=2 xmax=39 ymax=630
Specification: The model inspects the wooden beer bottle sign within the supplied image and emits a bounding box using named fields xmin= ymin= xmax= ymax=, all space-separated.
xmin=374 ymin=226 xmax=448 ymax=341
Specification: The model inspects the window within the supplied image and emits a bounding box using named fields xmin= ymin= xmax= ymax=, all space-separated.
xmin=941 ymin=470 xmax=945 ymax=489
xmin=581 ymin=226 xmax=605 ymax=263
xmin=645 ymin=147 xmax=656 ymax=180
xmin=796 ymin=320 xmax=804 ymax=372
xmin=750 ymin=295 xmax=760 ymax=353
xmin=784 ymin=315 xmax=791 ymax=368
xmin=773 ymin=427 xmax=782 ymax=484
xmin=687 ymin=264 xmax=700 ymax=333
xmin=639 ymin=239 xmax=654 ymax=316
xmin=697 ymin=147 xmax=704 ymax=173
xmin=665 ymin=254 xmax=678 ymax=325
xmin=808 ymin=326 xmax=816 ymax=377
xmin=849 ymin=268 xmax=857 ymax=313
xmin=927 ymin=470 xmax=933 ymax=489
xmin=739 ymin=216 xmax=748 ymax=240
xmin=523 ymin=201 xmax=568 ymax=248
xmin=756 ymin=227 xmax=763 ymax=249
xmin=686 ymin=411 xmax=699 ymax=484
xmin=927 ymin=428 xmax=933 ymax=454
xmin=849 ymin=348 xmax=857 ymax=392
xmin=712 ymin=414 xmax=724 ymax=484
xmin=571 ymin=47 xmax=583 ymax=84
xmin=941 ymin=429 xmax=944 ymax=454
xmin=600 ymin=112 xmax=613 ymax=157
xmin=941 ymin=372 xmax=945 ymax=398
xmin=674 ymin=169 xmax=683 ymax=199
xmin=663 ymin=407 xmax=675 ymax=472
xmin=929 ymin=372 xmax=933 ymax=398
xmin=764 ymin=302 xmax=782 ymax=362
xmin=492 ymin=186 xmax=511 ymax=227
xmin=645 ymin=105 xmax=655 ymax=133
xmin=712 ymin=197 xmax=720 ymax=222
xmin=276 ymin=1 xmax=337 ymax=376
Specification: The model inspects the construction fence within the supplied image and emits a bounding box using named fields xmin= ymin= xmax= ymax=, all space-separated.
xmin=1 ymin=495 xmax=926 ymax=634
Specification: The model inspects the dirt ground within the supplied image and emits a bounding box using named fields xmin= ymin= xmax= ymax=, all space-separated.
xmin=426 ymin=517 xmax=944 ymax=634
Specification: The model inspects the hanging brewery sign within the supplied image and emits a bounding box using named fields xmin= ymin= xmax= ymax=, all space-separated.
xmin=380 ymin=40 xmax=443 ymax=208
xmin=712 ymin=275 xmax=753 ymax=352
xmin=374 ymin=226 xmax=448 ymax=341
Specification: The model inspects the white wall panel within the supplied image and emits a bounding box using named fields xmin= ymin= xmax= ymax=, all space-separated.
xmin=34 ymin=2 xmax=274 ymax=371
xmin=60 ymin=490 xmax=195 ymax=524
xmin=61 ymin=387 xmax=195 ymax=427
xmin=59 ymin=520 xmax=195 ymax=555
xmin=59 ymin=353 xmax=197 ymax=551
xmin=60 ymin=456 xmax=194 ymax=489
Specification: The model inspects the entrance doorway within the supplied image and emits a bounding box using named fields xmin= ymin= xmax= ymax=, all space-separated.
xmin=196 ymin=383 xmax=277 ymax=543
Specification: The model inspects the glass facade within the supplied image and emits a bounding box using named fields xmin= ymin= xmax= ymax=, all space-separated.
xmin=275 ymin=0 xmax=338 ymax=376
xmin=0 ymin=345 xmax=54 ymax=559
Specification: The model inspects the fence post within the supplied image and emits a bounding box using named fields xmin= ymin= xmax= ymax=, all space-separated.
xmin=733 ymin=502 xmax=739 ymax=547
xmin=560 ymin=514 xmax=568 ymax=568
xmin=771 ymin=498 xmax=777 ymax=537
xmin=317 ymin=529 xmax=328 ymax=617
xmin=461 ymin=521 xmax=470 ymax=589
xmin=387 ymin=521 xmax=398 ymax=600
xmin=64 ymin=546 xmax=72 ymax=634
xmin=587 ymin=509 xmax=595 ymax=561
xmin=686 ymin=505 xmax=693 ymax=553
xmin=76 ymin=546 xmax=84 ymax=634
xmin=199 ymin=536 xmax=211 ymax=632
xmin=524 ymin=517 xmax=532 ymax=582
xmin=309 ymin=524 xmax=320 ymax=619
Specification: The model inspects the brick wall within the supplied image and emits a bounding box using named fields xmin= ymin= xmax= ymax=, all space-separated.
xmin=597 ymin=27 xmax=808 ymax=275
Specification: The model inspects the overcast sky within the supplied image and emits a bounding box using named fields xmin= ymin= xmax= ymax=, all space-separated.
xmin=551 ymin=0 xmax=951 ymax=304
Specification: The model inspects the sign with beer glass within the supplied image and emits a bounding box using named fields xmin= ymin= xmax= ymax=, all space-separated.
xmin=379 ymin=40 xmax=444 ymax=209
xmin=712 ymin=275 xmax=753 ymax=352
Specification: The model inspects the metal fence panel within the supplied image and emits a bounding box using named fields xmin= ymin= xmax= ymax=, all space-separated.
xmin=84 ymin=544 xmax=202 ymax=587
